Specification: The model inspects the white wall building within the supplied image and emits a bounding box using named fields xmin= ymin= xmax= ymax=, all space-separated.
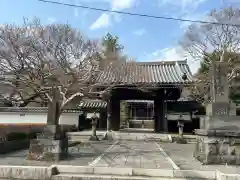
xmin=0 ymin=107 xmax=82 ymax=126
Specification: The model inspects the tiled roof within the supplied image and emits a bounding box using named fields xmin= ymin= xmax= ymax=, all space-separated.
xmin=96 ymin=60 xmax=194 ymax=85
xmin=77 ymin=98 xmax=197 ymax=110
xmin=0 ymin=107 xmax=82 ymax=113
xmin=78 ymin=100 xmax=107 ymax=109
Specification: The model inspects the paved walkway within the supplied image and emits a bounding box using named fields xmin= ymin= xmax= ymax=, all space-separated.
xmin=0 ymin=140 xmax=176 ymax=169
xmin=88 ymin=140 xmax=178 ymax=169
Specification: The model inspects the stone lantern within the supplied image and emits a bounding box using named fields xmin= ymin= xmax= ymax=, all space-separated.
xmin=177 ymin=115 xmax=185 ymax=138
xmin=89 ymin=112 xmax=99 ymax=141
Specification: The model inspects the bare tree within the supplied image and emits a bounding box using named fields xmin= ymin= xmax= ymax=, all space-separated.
xmin=0 ymin=21 xmax=46 ymax=107
xmin=0 ymin=19 xmax=101 ymax=116
xmin=180 ymin=7 xmax=240 ymax=103
xmin=0 ymin=19 xmax=145 ymax=127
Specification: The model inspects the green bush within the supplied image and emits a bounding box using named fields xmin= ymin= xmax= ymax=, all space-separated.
xmin=27 ymin=131 xmax=40 ymax=139
xmin=5 ymin=131 xmax=40 ymax=142
xmin=7 ymin=132 xmax=28 ymax=141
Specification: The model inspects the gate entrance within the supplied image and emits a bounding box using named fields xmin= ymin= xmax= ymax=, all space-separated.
xmin=120 ymin=100 xmax=154 ymax=130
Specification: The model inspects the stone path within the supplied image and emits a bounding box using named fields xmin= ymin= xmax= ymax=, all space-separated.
xmin=1 ymin=137 xmax=239 ymax=174
xmin=89 ymin=140 xmax=177 ymax=169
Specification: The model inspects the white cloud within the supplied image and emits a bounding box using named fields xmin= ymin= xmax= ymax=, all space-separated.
xmin=133 ymin=28 xmax=147 ymax=36
xmin=47 ymin=17 xmax=56 ymax=23
xmin=149 ymin=47 xmax=200 ymax=74
xmin=159 ymin=0 xmax=206 ymax=12
xmin=180 ymin=12 xmax=208 ymax=31
xmin=89 ymin=0 xmax=138 ymax=30
xmin=90 ymin=13 xmax=111 ymax=30
xmin=74 ymin=9 xmax=79 ymax=17
xmin=158 ymin=0 xmax=208 ymax=28
xmin=158 ymin=0 xmax=210 ymax=32
xmin=111 ymin=0 xmax=137 ymax=10
xmin=151 ymin=49 xmax=162 ymax=57
xmin=113 ymin=13 xmax=123 ymax=23
xmin=74 ymin=0 xmax=80 ymax=17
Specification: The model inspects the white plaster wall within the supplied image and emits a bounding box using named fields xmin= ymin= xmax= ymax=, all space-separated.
xmin=0 ymin=112 xmax=80 ymax=126
xmin=59 ymin=113 xmax=79 ymax=126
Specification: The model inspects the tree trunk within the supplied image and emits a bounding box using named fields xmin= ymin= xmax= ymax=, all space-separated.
xmin=47 ymin=87 xmax=61 ymax=125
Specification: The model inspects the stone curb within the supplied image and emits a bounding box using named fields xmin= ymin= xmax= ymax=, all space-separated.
xmin=0 ymin=165 xmax=239 ymax=180
xmin=0 ymin=165 xmax=53 ymax=180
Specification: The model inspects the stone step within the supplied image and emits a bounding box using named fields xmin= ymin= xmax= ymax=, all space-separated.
xmin=68 ymin=135 xmax=105 ymax=141
xmin=52 ymin=173 xmax=195 ymax=180
xmin=54 ymin=166 xmax=216 ymax=180
xmin=68 ymin=135 xmax=90 ymax=141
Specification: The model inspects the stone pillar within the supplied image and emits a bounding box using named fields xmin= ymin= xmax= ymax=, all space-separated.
xmin=154 ymin=99 xmax=165 ymax=133
xmin=194 ymin=61 xmax=240 ymax=165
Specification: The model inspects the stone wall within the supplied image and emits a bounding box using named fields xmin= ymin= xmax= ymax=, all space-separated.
xmin=194 ymin=131 xmax=240 ymax=165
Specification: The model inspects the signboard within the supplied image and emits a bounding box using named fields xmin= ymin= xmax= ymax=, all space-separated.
xmin=166 ymin=113 xmax=191 ymax=121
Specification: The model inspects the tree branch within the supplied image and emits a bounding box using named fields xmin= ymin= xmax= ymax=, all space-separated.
xmin=61 ymin=92 xmax=84 ymax=109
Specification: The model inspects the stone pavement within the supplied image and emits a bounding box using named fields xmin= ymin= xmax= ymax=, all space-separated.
xmin=88 ymin=140 xmax=176 ymax=169
xmin=0 ymin=140 xmax=176 ymax=169
xmin=1 ymin=137 xmax=240 ymax=175
xmin=160 ymin=142 xmax=240 ymax=174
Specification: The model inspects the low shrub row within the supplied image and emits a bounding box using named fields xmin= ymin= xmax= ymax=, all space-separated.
xmin=0 ymin=131 xmax=40 ymax=142
xmin=0 ymin=124 xmax=78 ymax=143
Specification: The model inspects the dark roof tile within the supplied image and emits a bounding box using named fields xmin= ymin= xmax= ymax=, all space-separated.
xmin=78 ymin=100 xmax=107 ymax=109
xmin=96 ymin=60 xmax=194 ymax=85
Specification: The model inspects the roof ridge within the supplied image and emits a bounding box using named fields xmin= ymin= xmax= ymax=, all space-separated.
xmin=134 ymin=60 xmax=188 ymax=65
xmin=81 ymin=99 xmax=106 ymax=102
xmin=96 ymin=59 xmax=194 ymax=84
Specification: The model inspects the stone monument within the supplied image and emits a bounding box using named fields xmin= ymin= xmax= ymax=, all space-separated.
xmin=194 ymin=60 xmax=240 ymax=165
xmin=28 ymin=87 xmax=68 ymax=161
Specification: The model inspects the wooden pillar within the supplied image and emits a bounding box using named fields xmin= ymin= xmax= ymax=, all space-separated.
xmin=111 ymin=99 xmax=120 ymax=131
xmin=98 ymin=110 xmax=106 ymax=130
xmin=106 ymin=100 xmax=112 ymax=131
xmin=154 ymin=99 xmax=166 ymax=133
xmin=163 ymin=102 xmax=168 ymax=133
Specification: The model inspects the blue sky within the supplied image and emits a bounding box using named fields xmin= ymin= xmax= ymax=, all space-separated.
xmin=0 ymin=0 xmax=239 ymax=73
